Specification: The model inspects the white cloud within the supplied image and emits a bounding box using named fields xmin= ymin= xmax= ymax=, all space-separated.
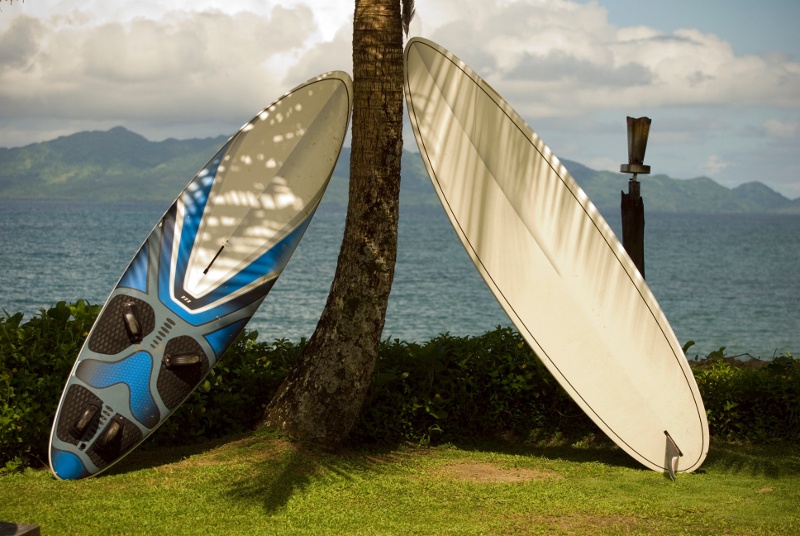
xmin=0 ymin=0 xmax=797 ymax=197
xmin=584 ymin=156 xmax=620 ymax=174
xmin=4 ymin=0 xmax=798 ymax=129
xmin=762 ymin=118 xmax=798 ymax=139
xmin=284 ymin=20 xmax=353 ymax=83
xmin=0 ymin=7 xmax=320 ymax=125
xmin=702 ymin=154 xmax=731 ymax=177
xmin=418 ymin=0 xmax=800 ymax=117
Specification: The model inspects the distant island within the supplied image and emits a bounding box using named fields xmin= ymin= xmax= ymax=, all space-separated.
xmin=1 ymin=126 xmax=798 ymax=214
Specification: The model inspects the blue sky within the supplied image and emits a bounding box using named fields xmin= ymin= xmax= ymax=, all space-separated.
xmin=1 ymin=0 xmax=798 ymax=198
xmin=601 ymin=0 xmax=800 ymax=56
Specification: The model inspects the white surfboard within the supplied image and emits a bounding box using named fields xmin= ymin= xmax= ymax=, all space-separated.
xmin=404 ymin=37 xmax=708 ymax=474
xmin=49 ymin=71 xmax=353 ymax=479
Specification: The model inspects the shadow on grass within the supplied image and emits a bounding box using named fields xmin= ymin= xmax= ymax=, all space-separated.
xmin=444 ymin=434 xmax=644 ymax=472
xmin=222 ymin=434 xmax=645 ymax=513
xmin=226 ymin=447 xmax=319 ymax=513
xmin=100 ymin=431 xmax=800 ymax=516
xmin=104 ymin=433 xmax=252 ymax=477
xmin=704 ymin=440 xmax=800 ymax=478
xmin=451 ymin=437 xmax=800 ymax=479
xmin=223 ymin=438 xmax=394 ymax=514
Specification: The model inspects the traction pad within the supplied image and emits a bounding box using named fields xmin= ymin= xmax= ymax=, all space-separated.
xmin=88 ymin=295 xmax=156 ymax=355
xmin=56 ymin=384 xmax=143 ymax=469
xmin=157 ymin=336 xmax=210 ymax=409
xmin=56 ymin=385 xmax=103 ymax=446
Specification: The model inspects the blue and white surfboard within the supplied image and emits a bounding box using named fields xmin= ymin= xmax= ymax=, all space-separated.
xmin=49 ymin=71 xmax=353 ymax=479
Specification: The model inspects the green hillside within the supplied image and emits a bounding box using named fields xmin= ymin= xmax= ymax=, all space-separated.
xmin=561 ymin=161 xmax=799 ymax=214
xmin=0 ymin=127 xmax=228 ymax=202
xmin=1 ymin=127 xmax=797 ymax=213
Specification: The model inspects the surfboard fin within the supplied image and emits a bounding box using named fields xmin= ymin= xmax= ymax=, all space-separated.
xmin=164 ymin=352 xmax=203 ymax=369
xmin=70 ymin=403 xmax=101 ymax=438
xmin=664 ymin=431 xmax=683 ymax=480
xmin=122 ymin=302 xmax=143 ymax=343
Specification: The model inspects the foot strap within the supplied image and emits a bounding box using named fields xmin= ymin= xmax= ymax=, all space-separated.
xmin=164 ymin=353 xmax=203 ymax=369
xmin=122 ymin=302 xmax=143 ymax=343
xmin=70 ymin=403 xmax=100 ymax=438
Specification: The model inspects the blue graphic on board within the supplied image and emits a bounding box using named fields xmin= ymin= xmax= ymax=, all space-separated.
xmin=175 ymin=158 xmax=220 ymax=273
xmin=118 ymin=245 xmax=149 ymax=293
xmin=77 ymin=352 xmax=160 ymax=428
xmin=51 ymin=448 xmax=89 ymax=480
xmin=158 ymin=205 xmax=313 ymax=327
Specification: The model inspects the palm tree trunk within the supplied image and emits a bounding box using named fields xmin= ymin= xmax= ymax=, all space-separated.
xmin=261 ymin=0 xmax=404 ymax=448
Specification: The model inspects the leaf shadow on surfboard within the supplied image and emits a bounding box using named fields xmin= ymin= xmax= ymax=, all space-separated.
xmin=404 ymin=37 xmax=708 ymax=475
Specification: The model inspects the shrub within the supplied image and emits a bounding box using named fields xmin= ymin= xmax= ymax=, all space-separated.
xmin=692 ymin=352 xmax=799 ymax=441
xmin=1 ymin=301 xmax=100 ymax=473
xmin=353 ymin=328 xmax=598 ymax=446
xmin=1 ymin=301 xmax=798 ymax=473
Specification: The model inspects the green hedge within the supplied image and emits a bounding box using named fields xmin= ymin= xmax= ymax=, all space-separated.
xmin=352 ymin=330 xmax=597 ymax=445
xmin=1 ymin=301 xmax=99 ymax=473
xmin=2 ymin=301 xmax=798 ymax=473
xmin=692 ymin=352 xmax=799 ymax=442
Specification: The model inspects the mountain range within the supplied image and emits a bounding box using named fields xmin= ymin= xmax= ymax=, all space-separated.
xmin=1 ymin=126 xmax=798 ymax=214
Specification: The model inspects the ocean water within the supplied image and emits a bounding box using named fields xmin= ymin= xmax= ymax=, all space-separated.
xmin=0 ymin=198 xmax=797 ymax=358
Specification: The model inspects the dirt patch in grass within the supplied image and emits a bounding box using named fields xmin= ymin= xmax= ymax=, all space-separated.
xmin=439 ymin=460 xmax=563 ymax=483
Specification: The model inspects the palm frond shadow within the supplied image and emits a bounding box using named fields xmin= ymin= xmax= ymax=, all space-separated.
xmin=227 ymin=450 xmax=314 ymax=513
xmin=224 ymin=443 xmax=393 ymax=514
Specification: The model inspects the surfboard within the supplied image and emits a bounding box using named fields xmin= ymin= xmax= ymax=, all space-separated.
xmin=48 ymin=71 xmax=353 ymax=480
xmin=404 ymin=37 xmax=708 ymax=475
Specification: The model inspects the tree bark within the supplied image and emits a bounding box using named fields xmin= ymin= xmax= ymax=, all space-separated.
xmin=261 ymin=0 xmax=404 ymax=448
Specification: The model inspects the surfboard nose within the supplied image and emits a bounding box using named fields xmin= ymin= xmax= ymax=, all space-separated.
xmin=50 ymin=447 xmax=90 ymax=480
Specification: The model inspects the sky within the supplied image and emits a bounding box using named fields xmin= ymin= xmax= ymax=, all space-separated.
xmin=1 ymin=0 xmax=798 ymax=198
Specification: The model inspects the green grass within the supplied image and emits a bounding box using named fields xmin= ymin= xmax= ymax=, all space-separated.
xmin=1 ymin=434 xmax=798 ymax=535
